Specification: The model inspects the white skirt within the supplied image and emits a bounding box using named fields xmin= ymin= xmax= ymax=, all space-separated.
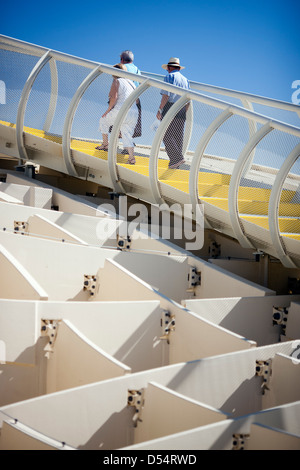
xmin=99 ymin=105 xmax=138 ymax=148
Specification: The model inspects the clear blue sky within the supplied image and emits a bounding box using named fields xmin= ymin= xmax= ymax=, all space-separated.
xmin=1 ymin=0 xmax=299 ymax=103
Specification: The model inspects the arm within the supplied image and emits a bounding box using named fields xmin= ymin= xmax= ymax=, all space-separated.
xmin=102 ymin=79 xmax=119 ymax=117
xmin=156 ymin=94 xmax=169 ymax=120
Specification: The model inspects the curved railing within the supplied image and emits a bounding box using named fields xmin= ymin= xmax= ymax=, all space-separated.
xmin=0 ymin=34 xmax=300 ymax=268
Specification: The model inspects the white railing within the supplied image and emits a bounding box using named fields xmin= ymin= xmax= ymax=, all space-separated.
xmin=144 ymin=71 xmax=300 ymax=123
xmin=0 ymin=34 xmax=300 ymax=268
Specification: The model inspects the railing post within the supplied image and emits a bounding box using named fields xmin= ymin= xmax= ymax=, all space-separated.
xmin=240 ymin=98 xmax=257 ymax=172
xmin=43 ymin=57 xmax=58 ymax=133
xmin=189 ymin=108 xmax=233 ymax=226
xmin=183 ymin=101 xmax=193 ymax=157
xmin=228 ymin=122 xmax=273 ymax=249
xmin=16 ymin=50 xmax=52 ymax=164
xmin=62 ymin=65 xmax=103 ymax=176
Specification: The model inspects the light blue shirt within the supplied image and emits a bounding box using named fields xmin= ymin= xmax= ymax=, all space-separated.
xmin=125 ymin=63 xmax=141 ymax=88
xmin=161 ymin=70 xmax=190 ymax=103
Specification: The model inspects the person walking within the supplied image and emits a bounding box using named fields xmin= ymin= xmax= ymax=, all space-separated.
xmin=97 ymin=64 xmax=138 ymax=164
xmin=120 ymin=50 xmax=142 ymax=146
xmin=156 ymin=57 xmax=190 ymax=169
xmin=120 ymin=50 xmax=141 ymax=87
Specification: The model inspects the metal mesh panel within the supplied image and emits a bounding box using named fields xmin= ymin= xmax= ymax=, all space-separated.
xmin=25 ymin=60 xmax=53 ymax=130
xmin=137 ymin=86 xmax=166 ymax=148
xmin=72 ymin=72 xmax=115 ymax=141
xmin=253 ymin=103 xmax=300 ymax=128
xmin=190 ymin=88 xmax=242 ymax=108
xmin=239 ymin=129 xmax=300 ymax=243
xmin=188 ymin=102 xmax=223 ymax=153
xmin=246 ymin=128 xmax=299 ymax=172
xmin=45 ymin=60 xmax=91 ymax=137
xmin=206 ymin=113 xmax=251 ymax=166
xmin=0 ymin=49 xmax=39 ymax=124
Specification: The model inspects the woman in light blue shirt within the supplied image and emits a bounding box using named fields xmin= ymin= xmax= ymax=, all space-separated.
xmin=120 ymin=50 xmax=141 ymax=88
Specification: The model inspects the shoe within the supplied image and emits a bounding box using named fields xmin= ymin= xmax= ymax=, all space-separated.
xmin=125 ymin=157 xmax=136 ymax=165
xmin=95 ymin=145 xmax=108 ymax=151
xmin=168 ymin=159 xmax=185 ymax=169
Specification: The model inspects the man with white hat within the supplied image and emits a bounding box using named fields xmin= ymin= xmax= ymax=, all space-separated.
xmin=156 ymin=57 xmax=190 ymax=169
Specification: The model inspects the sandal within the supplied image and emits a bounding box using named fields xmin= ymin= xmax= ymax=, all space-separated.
xmin=95 ymin=145 xmax=108 ymax=151
xmin=126 ymin=157 xmax=136 ymax=165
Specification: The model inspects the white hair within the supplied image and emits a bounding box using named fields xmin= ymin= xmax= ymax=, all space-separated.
xmin=120 ymin=50 xmax=134 ymax=63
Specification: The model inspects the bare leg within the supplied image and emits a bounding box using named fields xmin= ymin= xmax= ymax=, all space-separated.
xmin=95 ymin=133 xmax=109 ymax=150
xmin=126 ymin=147 xmax=136 ymax=164
xmin=102 ymin=134 xmax=109 ymax=147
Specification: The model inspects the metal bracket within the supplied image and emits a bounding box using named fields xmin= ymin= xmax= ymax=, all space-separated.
xmin=290 ymin=345 xmax=300 ymax=361
xmin=14 ymin=221 xmax=29 ymax=235
xmin=253 ymin=249 xmax=265 ymax=262
xmin=15 ymin=162 xmax=40 ymax=178
xmin=187 ymin=267 xmax=201 ymax=293
xmin=208 ymin=241 xmax=221 ymax=258
xmin=272 ymin=306 xmax=289 ymax=336
xmin=117 ymin=234 xmax=132 ymax=251
xmin=41 ymin=320 xmax=60 ymax=358
xmin=24 ymin=163 xmax=39 ymax=178
xmin=127 ymin=389 xmax=145 ymax=427
xmin=160 ymin=310 xmax=175 ymax=343
xmin=232 ymin=433 xmax=250 ymax=450
xmin=108 ymin=191 xmax=125 ymax=200
xmin=255 ymin=359 xmax=272 ymax=394
xmin=83 ymin=275 xmax=98 ymax=297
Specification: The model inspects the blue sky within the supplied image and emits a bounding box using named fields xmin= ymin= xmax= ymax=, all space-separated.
xmin=1 ymin=0 xmax=299 ymax=103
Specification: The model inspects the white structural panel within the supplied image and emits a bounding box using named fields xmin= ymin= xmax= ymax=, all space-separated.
xmin=0 ymin=342 xmax=299 ymax=450
xmin=184 ymin=296 xmax=300 ymax=346
xmin=0 ymin=34 xmax=300 ymax=451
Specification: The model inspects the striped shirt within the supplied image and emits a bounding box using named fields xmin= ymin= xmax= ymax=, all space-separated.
xmin=161 ymin=70 xmax=190 ymax=103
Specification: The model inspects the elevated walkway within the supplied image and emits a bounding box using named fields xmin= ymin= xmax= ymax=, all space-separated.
xmin=0 ymin=34 xmax=300 ymax=268
xmin=0 ymin=35 xmax=300 ymax=450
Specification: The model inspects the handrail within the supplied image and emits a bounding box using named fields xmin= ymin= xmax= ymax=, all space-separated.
xmin=189 ymin=80 xmax=300 ymax=117
xmin=2 ymin=34 xmax=299 ymax=120
xmin=1 ymin=34 xmax=300 ymax=268
xmin=142 ymin=71 xmax=300 ymax=119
